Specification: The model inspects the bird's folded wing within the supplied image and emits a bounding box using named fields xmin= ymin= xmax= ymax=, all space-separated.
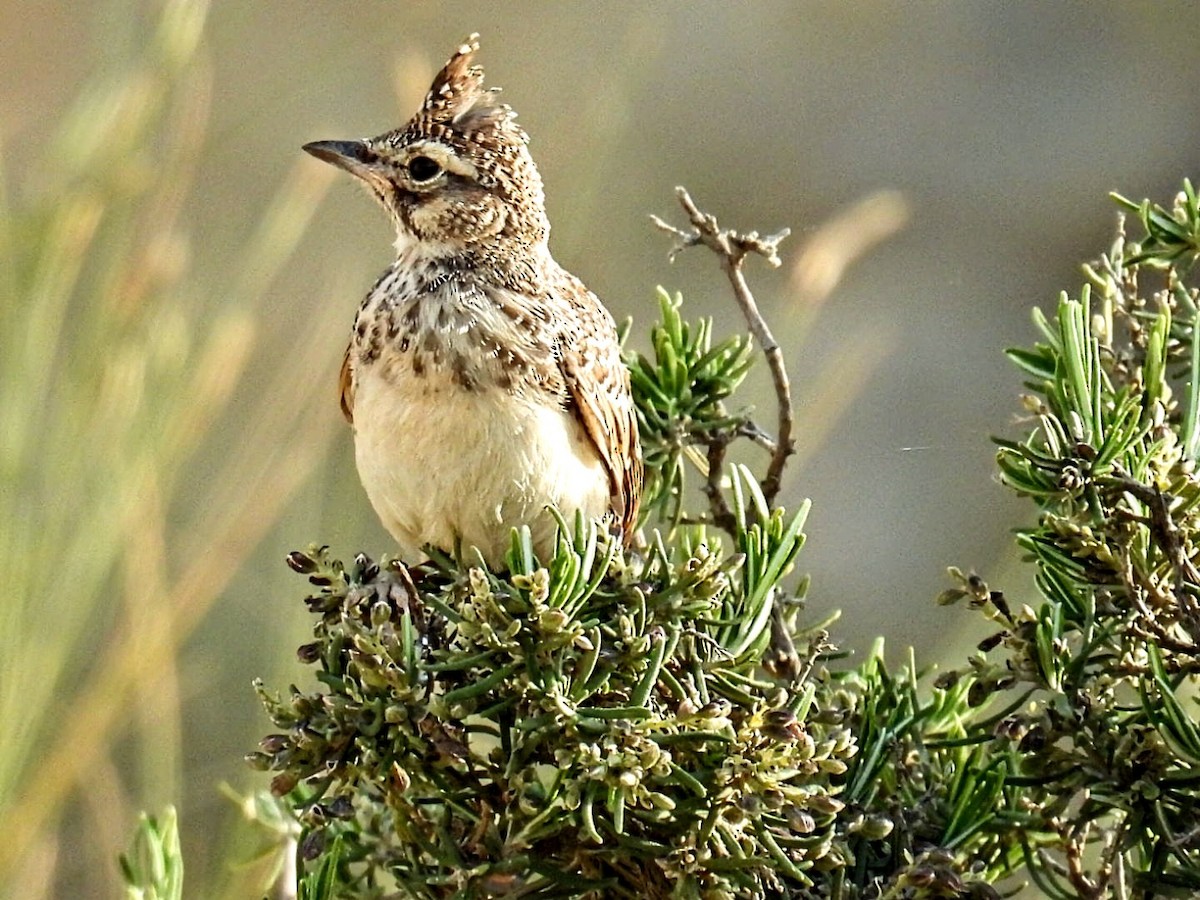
xmin=339 ymin=344 xmax=355 ymax=423
xmin=560 ymin=329 xmax=643 ymax=541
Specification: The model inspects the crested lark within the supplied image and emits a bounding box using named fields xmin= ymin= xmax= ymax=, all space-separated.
xmin=303 ymin=36 xmax=642 ymax=566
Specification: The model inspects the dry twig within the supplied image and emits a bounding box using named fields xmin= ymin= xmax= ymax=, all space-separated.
xmin=652 ymin=187 xmax=796 ymax=509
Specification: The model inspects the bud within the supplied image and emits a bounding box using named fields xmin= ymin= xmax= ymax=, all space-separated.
xmin=244 ymin=751 xmax=271 ymax=771
xmin=296 ymin=642 xmax=321 ymax=664
xmin=299 ymin=828 xmax=325 ymax=861
xmin=977 ymin=632 xmax=1005 ymax=653
xmin=270 ymin=772 xmax=298 ymax=796
xmin=286 ymin=550 xmax=318 ymax=574
xmin=258 ymin=734 xmax=289 ymax=754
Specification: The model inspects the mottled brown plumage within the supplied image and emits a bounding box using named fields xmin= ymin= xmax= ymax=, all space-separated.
xmin=304 ymin=35 xmax=642 ymax=565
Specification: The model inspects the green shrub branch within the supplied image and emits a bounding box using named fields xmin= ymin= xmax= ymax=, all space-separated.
xmin=210 ymin=181 xmax=1200 ymax=898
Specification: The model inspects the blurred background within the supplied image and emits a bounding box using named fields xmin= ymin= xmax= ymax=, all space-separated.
xmin=2 ymin=1 xmax=1199 ymax=895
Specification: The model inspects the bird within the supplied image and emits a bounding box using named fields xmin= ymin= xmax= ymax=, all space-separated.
xmin=302 ymin=35 xmax=642 ymax=568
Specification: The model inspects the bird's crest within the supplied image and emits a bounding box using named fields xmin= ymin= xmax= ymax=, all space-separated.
xmin=416 ymin=35 xmax=514 ymax=138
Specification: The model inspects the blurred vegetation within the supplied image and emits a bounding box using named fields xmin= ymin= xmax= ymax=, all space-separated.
xmin=120 ymin=809 xmax=183 ymax=900
xmin=0 ymin=1 xmax=346 ymax=896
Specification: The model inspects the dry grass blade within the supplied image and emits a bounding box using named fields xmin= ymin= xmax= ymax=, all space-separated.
xmin=790 ymin=189 xmax=911 ymax=315
xmin=0 ymin=3 xmax=344 ymax=893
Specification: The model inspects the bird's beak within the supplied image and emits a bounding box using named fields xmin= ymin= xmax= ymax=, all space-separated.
xmin=302 ymin=139 xmax=377 ymax=178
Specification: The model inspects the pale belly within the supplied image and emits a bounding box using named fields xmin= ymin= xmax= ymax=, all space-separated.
xmin=351 ymin=365 xmax=610 ymax=566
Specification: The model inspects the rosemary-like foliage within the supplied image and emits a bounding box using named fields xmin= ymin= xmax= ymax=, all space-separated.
xmin=938 ymin=181 xmax=1200 ymax=898
xmin=236 ymin=183 xmax=1200 ymax=898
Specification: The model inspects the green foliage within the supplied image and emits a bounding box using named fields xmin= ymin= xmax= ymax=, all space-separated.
xmin=627 ymin=287 xmax=755 ymax=526
xmin=120 ymin=808 xmax=183 ymax=900
xmin=298 ymin=835 xmax=348 ymax=900
xmin=1114 ymin=178 xmax=1200 ymax=267
xmin=252 ymin=497 xmax=840 ymax=898
xmin=249 ymin=268 xmax=1017 ymax=898
xmin=244 ymin=182 xmax=1200 ymax=899
xmin=940 ymin=180 xmax=1200 ymax=897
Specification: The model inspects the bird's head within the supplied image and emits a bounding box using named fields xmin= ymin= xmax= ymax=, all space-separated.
xmin=304 ymin=35 xmax=549 ymax=255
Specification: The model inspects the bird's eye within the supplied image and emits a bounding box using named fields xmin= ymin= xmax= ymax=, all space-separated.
xmin=407 ymin=155 xmax=443 ymax=183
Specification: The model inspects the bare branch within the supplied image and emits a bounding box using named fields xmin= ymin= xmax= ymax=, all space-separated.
xmin=736 ymin=420 xmax=777 ymax=454
xmin=649 ymin=214 xmax=703 ymax=262
xmin=655 ymin=186 xmax=796 ymax=507
xmin=703 ymin=434 xmax=738 ymax=535
xmin=1109 ymin=476 xmax=1200 ymax=586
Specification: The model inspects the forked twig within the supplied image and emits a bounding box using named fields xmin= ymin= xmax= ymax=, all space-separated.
xmin=652 ymin=186 xmax=796 ymax=508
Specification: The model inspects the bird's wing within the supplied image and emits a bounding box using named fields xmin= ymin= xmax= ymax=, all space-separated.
xmin=339 ymin=344 xmax=355 ymax=423
xmin=558 ymin=290 xmax=643 ymax=542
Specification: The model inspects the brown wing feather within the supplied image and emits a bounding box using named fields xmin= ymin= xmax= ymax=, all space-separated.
xmin=559 ymin=311 xmax=643 ymax=543
xmin=339 ymin=344 xmax=355 ymax=423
